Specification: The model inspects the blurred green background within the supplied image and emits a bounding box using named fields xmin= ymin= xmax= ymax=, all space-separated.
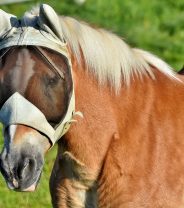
xmin=0 ymin=0 xmax=184 ymax=207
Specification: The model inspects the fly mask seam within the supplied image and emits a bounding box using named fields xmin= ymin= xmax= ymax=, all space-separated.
xmin=33 ymin=46 xmax=65 ymax=80
xmin=0 ymin=47 xmax=11 ymax=59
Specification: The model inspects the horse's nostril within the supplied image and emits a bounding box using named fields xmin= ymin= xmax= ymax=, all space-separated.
xmin=26 ymin=158 xmax=35 ymax=171
xmin=17 ymin=158 xmax=36 ymax=180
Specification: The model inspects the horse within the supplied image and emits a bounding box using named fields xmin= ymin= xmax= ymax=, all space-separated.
xmin=0 ymin=4 xmax=184 ymax=208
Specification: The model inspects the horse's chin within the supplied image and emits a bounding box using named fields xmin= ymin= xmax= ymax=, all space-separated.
xmin=7 ymin=181 xmax=37 ymax=192
xmin=22 ymin=182 xmax=37 ymax=192
xmin=6 ymin=170 xmax=42 ymax=192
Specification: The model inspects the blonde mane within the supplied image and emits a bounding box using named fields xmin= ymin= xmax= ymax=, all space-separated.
xmin=25 ymin=8 xmax=178 ymax=92
xmin=59 ymin=16 xmax=177 ymax=92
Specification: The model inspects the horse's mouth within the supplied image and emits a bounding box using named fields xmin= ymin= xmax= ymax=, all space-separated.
xmin=22 ymin=172 xmax=42 ymax=192
xmin=7 ymin=181 xmax=36 ymax=192
xmin=5 ymin=170 xmax=42 ymax=192
xmin=22 ymin=182 xmax=37 ymax=192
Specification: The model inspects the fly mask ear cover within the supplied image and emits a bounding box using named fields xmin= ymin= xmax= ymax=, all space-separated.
xmin=0 ymin=4 xmax=79 ymax=147
xmin=0 ymin=9 xmax=19 ymax=38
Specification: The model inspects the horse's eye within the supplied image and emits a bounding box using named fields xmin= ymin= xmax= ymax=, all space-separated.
xmin=49 ymin=78 xmax=56 ymax=85
xmin=45 ymin=75 xmax=59 ymax=87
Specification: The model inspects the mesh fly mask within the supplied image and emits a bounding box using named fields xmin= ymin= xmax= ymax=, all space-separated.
xmin=0 ymin=4 xmax=81 ymax=147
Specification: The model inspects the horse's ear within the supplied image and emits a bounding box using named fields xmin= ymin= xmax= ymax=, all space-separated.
xmin=0 ymin=10 xmax=18 ymax=38
xmin=38 ymin=4 xmax=65 ymax=41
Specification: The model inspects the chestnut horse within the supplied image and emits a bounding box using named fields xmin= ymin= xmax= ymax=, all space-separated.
xmin=0 ymin=4 xmax=184 ymax=208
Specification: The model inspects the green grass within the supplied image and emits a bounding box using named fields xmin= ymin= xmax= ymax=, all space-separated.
xmin=0 ymin=0 xmax=183 ymax=207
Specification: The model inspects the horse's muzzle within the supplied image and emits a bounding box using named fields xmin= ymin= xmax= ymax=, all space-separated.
xmin=0 ymin=146 xmax=44 ymax=192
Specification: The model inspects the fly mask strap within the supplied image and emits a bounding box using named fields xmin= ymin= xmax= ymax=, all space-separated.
xmin=34 ymin=46 xmax=65 ymax=80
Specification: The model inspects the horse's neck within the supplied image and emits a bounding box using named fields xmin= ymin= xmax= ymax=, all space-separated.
xmin=64 ymin=66 xmax=118 ymax=176
xmin=51 ymin=65 xmax=118 ymax=207
xmin=53 ymin=67 xmax=184 ymax=207
xmin=56 ymin=66 xmax=162 ymax=204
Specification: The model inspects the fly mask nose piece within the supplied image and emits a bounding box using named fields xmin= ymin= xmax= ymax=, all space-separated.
xmin=0 ymin=92 xmax=77 ymax=147
xmin=0 ymin=92 xmax=55 ymax=145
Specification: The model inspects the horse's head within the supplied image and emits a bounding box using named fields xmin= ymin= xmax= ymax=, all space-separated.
xmin=0 ymin=5 xmax=74 ymax=191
